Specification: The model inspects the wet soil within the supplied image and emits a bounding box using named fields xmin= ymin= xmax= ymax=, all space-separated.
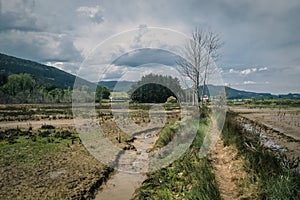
xmin=0 ymin=144 xmax=112 ymax=199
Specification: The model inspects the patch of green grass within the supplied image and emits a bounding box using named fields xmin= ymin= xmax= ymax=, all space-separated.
xmin=222 ymin=112 xmax=300 ymax=199
xmin=0 ymin=137 xmax=63 ymax=165
xmin=0 ymin=127 xmax=80 ymax=165
xmin=154 ymin=120 xmax=180 ymax=149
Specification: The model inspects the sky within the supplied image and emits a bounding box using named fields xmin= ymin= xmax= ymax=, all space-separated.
xmin=0 ymin=0 xmax=299 ymax=94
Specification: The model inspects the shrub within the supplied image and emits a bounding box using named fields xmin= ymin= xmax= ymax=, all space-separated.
xmin=166 ymin=96 xmax=177 ymax=104
xmin=40 ymin=124 xmax=55 ymax=129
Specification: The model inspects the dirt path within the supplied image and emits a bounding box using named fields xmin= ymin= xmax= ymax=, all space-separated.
xmin=209 ymin=140 xmax=244 ymax=200
xmin=208 ymin=118 xmax=256 ymax=200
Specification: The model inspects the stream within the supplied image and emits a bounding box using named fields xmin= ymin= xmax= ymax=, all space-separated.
xmin=95 ymin=124 xmax=160 ymax=200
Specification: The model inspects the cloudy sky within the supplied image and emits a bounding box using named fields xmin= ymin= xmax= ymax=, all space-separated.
xmin=0 ymin=0 xmax=299 ymax=94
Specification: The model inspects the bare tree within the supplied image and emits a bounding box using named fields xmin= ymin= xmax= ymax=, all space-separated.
xmin=177 ymin=28 xmax=221 ymax=105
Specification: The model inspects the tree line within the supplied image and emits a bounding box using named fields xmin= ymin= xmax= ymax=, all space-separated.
xmin=0 ymin=73 xmax=110 ymax=104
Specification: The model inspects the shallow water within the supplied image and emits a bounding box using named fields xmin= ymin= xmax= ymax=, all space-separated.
xmin=95 ymin=122 xmax=162 ymax=199
xmin=95 ymin=172 xmax=146 ymax=200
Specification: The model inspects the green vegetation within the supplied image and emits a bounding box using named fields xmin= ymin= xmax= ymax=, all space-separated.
xmin=227 ymin=98 xmax=300 ymax=108
xmin=134 ymin=117 xmax=221 ymax=200
xmin=130 ymin=74 xmax=183 ymax=103
xmin=165 ymin=96 xmax=177 ymax=104
xmin=222 ymin=112 xmax=300 ymax=199
xmin=95 ymin=85 xmax=111 ymax=102
xmin=0 ymin=72 xmax=110 ymax=104
xmin=153 ymin=120 xmax=180 ymax=149
xmin=0 ymin=122 xmax=112 ymax=199
xmin=0 ymin=53 xmax=89 ymax=89
xmin=0 ymin=126 xmax=80 ymax=165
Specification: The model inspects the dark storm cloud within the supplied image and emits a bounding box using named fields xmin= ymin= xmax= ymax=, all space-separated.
xmin=0 ymin=0 xmax=43 ymax=32
xmin=0 ymin=0 xmax=299 ymax=93
xmin=0 ymin=30 xmax=82 ymax=63
xmin=112 ymin=48 xmax=180 ymax=67
xmin=0 ymin=0 xmax=84 ymax=64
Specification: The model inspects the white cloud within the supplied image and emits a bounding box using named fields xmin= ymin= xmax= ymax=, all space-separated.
xmin=229 ymin=68 xmax=238 ymax=73
xmin=240 ymin=68 xmax=252 ymax=75
xmin=259 ymin=67 xmax=268 ymax=71
xmin=45 ymin=61 xmax=64 ymax=70
xmin=243 ymin=81 xmax=256 ymax=85
xmin=240 ymin=68 xmax=257 ymax=75
xmin=77 ymin=5 xmax=104 ymax=24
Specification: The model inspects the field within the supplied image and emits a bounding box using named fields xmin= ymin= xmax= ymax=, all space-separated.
xmin=0 ymin=100 xmax=299 ymax=199
xmin=0 ymin=103 xmax=182 ymax=199
xmin=0 ymin=104 xmax=115 ymax=199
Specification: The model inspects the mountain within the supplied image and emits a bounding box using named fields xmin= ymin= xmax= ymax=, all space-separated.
xmin=1 ymin=53 xmax=299 ymax=99
xmin=224 ymin=87 xmax=275 ymax=99
xmin=199 ymin=85 xmax=300 ymax=99
xmin=98 ymin=81 xmax=135 ymax=92
xmin=0 ymin=53 xmax=91 ymax=89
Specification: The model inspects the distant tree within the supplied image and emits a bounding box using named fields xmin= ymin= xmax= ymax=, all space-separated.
xmin=130 ymin=74 xmax=183 ymax=103
xmin=96 ymin=86 xmax=110 ymax=102
xmin=0 ymin=72 xmax=8 ymax=86
xmin=177 ymin=28 xmax=221 ymax=105
xmin=3 ymin=73 xmax=36 ymax=102
xmin=48 ymin=88 xmax=63 ymax=103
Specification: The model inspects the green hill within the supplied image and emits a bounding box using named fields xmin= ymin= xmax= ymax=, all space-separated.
xmin=0 ymin=53 xmax=86 ymax=89
xmin=1 ymin=53 xmax=299 ymax=99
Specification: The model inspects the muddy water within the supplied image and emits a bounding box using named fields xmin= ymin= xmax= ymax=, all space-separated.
xmin=95 ymin=124 xmax=160 ymax=200
xmin=95 ymin=172 xmax=146 ymax=200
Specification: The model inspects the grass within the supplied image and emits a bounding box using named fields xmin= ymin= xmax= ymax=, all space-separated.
xmin=0 ymin=127 xmax=80 ymax=165
xmin=0 ymin=138 xmax=63 ymax=165
xmin=222 ymin=112 xmax=300 ymax=199
xmin=0 ymin=125 xmax=112 ymax=199
xmin=153 ymin=120 xmax=180 ymax=149
xmin=133 ymin=116 xmax=221 ymax=200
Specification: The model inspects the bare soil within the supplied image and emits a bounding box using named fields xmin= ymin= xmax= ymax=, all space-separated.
xmin=0 ymin=143 xmax=112 ymax=199
xmin=229 ymin=107 xmax=300 ymax=140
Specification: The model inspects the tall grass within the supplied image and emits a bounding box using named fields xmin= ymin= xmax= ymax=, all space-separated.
xmin=153 ymin=120 xmax=180 ymax=149
xmin=222 ymin=112 xmax=300 ymax=200
xmin=133 ymin=117 xmax=220 ymax=200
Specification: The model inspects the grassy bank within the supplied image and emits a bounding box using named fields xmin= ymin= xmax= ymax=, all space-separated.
xmin=133 ymin=117 xmax=221 ymax=200
xmin=222 ymin=112 xmax=300 ymax=199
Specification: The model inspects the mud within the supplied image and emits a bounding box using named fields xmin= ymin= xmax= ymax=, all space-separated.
xmin=235 ymin=114 xmax=300 ymax=174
